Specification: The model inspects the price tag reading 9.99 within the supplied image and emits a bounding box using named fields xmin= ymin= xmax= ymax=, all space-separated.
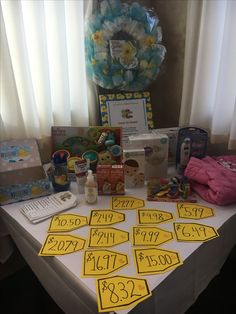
xmin=133 ymin=226 xmax=173 ymax=246
xmin=111 ymin=196 xmax=145 ymax=210
xmin=134 ymin=248 xmax=183 ymax=275
xmin=88 ymin=227 xmax=129 ymax=248
xmin=177 ymin=203 xmax=214 ymax=219
xmin=39 ymin=234 xmax=86 ymax=256
xmin=96 ymin=275 xmax=151 ymax=312
xmin=174 ymin=222 xmax=219 ymax=242
xmin=48 ymin=214 xmax=88 ymax=232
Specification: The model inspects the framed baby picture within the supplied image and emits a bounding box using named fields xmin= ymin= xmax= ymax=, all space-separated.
xmin=99 ymin=91 xmax=154 ymax=144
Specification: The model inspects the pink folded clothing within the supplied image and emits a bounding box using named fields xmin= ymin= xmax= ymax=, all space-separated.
xmin=184 ymin=155 xmax=236 ymax=205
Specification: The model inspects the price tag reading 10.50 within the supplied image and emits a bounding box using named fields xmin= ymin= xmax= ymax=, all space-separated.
xmin=39 ymin=234 xmax=86 ymax=256
xmin=83 ymin=249 xmax=128 ymax=277
xmin=111 ymin=196 xmax=145 ymax=210
xmin=177 ymin=203 xmax=214 ymax=219
xmin=96 ymin=275 xmax=151 ymax=312
xmin=174 ymin=223 xmax=219 ymax=242
xmin=48 ymin=214 xmax=88 ymax=232
xmin=134 ymin=248 xmax=183 ymax=275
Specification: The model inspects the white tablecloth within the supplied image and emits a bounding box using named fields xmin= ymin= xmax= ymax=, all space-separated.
xmin=1 ymin=184 xmax=236 ymax=314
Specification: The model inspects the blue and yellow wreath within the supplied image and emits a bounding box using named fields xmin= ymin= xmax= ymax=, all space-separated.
xmin=85 ymin=0 xmax=166 ymax=91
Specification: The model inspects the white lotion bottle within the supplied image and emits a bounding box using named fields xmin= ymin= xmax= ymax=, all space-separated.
xmin=85 ymin=170 xmax=98 ymax=204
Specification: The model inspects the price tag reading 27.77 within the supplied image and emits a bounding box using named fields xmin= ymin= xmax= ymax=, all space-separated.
xmin=174 ymin=223 xmax=219 ymax=242
xmin=111 ymin=196 xmax=145 ymax=210
xmin=88 ymin=227 xmax=129 ymax=248
xmin=96 ymin=275 xmax=151 ymax=312
xmin=177 ymin=203 xmax=214 ymax=219
xmin=39 ymin=234 xmax=86 ymax=256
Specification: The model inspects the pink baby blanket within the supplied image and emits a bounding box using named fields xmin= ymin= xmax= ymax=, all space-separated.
xmin=184 ymin=155 xmax=236 ymax=205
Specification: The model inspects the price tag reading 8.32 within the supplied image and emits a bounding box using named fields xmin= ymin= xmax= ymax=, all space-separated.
xmin=39 ymin=234 xmax=86 ymax=256
xmin=174 ymin=222 xmax=219 ymax=242
xmin=96 ymin=275 xmax=151 ymax=312
xmin=177 ymin=203 xmax=214 ymax=219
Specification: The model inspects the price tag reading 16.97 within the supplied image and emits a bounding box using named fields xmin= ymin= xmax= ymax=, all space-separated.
xmin=96 ymin=275 xmax=151 ymax=312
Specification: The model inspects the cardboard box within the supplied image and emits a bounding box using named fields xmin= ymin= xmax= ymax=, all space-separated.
xmin=0 ymin=139 xmax=51 ymax=205
xmin=129 ymin=133 xmax=169 ymax=179
xmin=123 ymin=148 xmax=145 ymax=188
xmin=96 ymin=164 xmax=125 ymax=195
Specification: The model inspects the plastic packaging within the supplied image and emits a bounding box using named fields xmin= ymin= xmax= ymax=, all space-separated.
xmin=85 ymin=170 xmax=98 ymax=204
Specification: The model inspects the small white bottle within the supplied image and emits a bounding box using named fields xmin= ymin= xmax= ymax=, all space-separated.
xmin=85 ymin=170 xmax=98 ymax=204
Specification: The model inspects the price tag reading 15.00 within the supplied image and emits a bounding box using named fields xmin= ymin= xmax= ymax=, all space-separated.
xmin=177 ymin=203 xmax=214 ymax=219
xmin=174 ymin=223 xmax=219 ymax=242
xmin=111 ymin=196 xmax=145 ymax=210
xmin=39 ymin=234 xmax=86 ymax=256
xmin=48 ymin=214 xmax=88 ymax=232
xmin=96 ymin=275 xmax=151 ymax=312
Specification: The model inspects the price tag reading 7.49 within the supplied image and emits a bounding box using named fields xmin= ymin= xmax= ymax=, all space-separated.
xmin=174 ymin=223 xmax=219 ymax=242
xmin=89 ymin=210 xmax=125 ymax=226
xmin=177 ymin=203 xmax=214 ymax=219
xmin=138 ymin=209 xmax=174 ymax=224
xmin=39 ymin=234 xmax=86 ymax=256
xmin=48 ymin=214 xmax=88 ymax=232
xmin=133 ymin=226 xmax=173 ymax=246
xmin=111 ymin=196 xmax=145 ymax=210
xmin=82 ymin=249 xmax=128 ymax=277
xmin=134 ymin=247 xmax=183 ymax=275
xmin=88 ymin=227 xmax=129 ymax=248
xmin=96 ymin=275 xmax=151 ymax=312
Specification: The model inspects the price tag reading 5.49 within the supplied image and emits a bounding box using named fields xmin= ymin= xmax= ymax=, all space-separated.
xmin=174 ymin=223 xmax=219 ymax=242
xmin=177 ymin=203 xmax=214 ymax=219
xmin=48 ymin=214 xmax=88 ymax=232
xmin=133 ymin=226 xmax=173 ymax=246
xmin=83 ymin=249 xmax=128 ymax=277
xmin=134 ymin=248 xmax=183 ymax=275
xmin=88 ymin=227 xmax=129 ymax=248
xmin=39 ymin=234 xmax=86 ymax=256
xmin=111 ymin=196 xmax=145 ymax=210
xmin=89 ymin=210 xmax=125 ymax=226
xmin=96 ymin=275 xmax=151 ymax=312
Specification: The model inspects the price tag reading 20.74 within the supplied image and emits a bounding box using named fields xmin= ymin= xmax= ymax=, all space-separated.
xmin=174 ymin=223 xmax=219 ymax=242
xmin=96 ymin=275 xmax=151 ymax=312
xmin=39 ymin=234 xmax=86 ymax=256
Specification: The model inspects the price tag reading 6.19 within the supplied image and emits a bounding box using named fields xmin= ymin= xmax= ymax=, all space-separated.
xmin=96 ymin=275 xmax=151 ymax=312
xmin=174 ymin=222 xmax=219 ymax=242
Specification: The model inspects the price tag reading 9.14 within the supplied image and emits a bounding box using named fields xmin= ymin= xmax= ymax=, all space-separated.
xmin=48 ymin=214 xmax=88 ymax=232
xmin=133 ymin=226 xmax=173 ymax=246
xmin=88 ymin=227 xmax=129 ymax=248
xmin=134 ymin=248 xmax=183 ymax=275
xmin=83 ymin=249 xmax=128 ymax=276
xmin=111 ymin=196 xmax=145 ymax=210
xmin=174 ymin=222 xmax=219 ymax=242
xmin=39 ymin=234 xmax=86 ymax=256
xmin=89 ymin=210 xmax=125 ymax=226
xmin=177 ymin=203 xmax=214 ymax=219
xmin=96 ymin=275 xmax=151 ymax=312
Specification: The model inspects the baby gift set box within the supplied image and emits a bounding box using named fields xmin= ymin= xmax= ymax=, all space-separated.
xmin=123 ymin=148 xmax=145 ymax=188
xmin=0 ymin=139 xmax=51 ymax=205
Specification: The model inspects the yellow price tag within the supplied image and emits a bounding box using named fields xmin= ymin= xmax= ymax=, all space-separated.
xmin=133 ymin=226 xmax=173 ymax=246
xmin=89 ymin=210 xmax=125 ymax=226
xmin=82 ymin=249 xmax=128 ymax=277
xmin=177 ymin=203 xmax=214 ymax=219
xmin=134 ymin=248 xmax=183 ymax=275
xmin=174 ymin=222 xmax=219 ymax=242
xmin=48 ymin=214 xmax=88 ymax=232
xmin=96 ymin=275 xmax=151 ymax=312
xmin=88 ymin=227 xmax=129 ymax=247
xmin=111 ymin=196 xmax=145 ymax=210
xmin=138 ymin=209 xmax=174 ymax=224
xmin=39 ymin=234 xmax=86 ymax=256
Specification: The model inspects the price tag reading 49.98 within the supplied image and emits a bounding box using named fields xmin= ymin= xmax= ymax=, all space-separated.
xmin=96 ymin=275 xmax=151 ymax=312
